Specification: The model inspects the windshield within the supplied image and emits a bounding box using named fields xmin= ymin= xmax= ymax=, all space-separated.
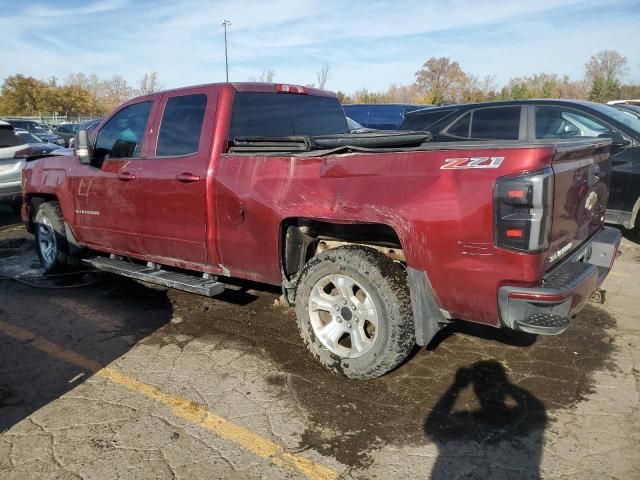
xmin=17 ymin=130 xmax=43 ymax=143
xmin=587 ymin=102 xmax=640 ymax=134
xmin=229 ymin=93 xmax=348 ymax=140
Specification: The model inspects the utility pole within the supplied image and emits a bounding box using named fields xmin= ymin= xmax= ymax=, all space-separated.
xmin=221 ymin=20 xmax=231 ymax=82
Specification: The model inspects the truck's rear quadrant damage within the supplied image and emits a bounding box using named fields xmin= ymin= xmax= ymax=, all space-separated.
xmin=20 ymin=82 xmax=621 ymax=378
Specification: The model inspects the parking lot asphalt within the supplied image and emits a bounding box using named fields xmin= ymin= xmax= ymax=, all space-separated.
xmin=0 ymin=204 xmax=638 ymax=480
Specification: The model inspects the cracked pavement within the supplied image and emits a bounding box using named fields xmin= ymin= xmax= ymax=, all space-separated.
xmin=0 ymin=204 xmax=638 ymax=479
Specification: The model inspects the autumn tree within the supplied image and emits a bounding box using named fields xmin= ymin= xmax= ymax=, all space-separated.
xmin=415 ymin=57 xmax=468 ymax=105
xmin=0 ymin=75 xmax=44 ymax=115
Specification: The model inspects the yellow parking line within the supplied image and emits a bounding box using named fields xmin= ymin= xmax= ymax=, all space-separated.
xmin=0 ymin=320 xmax=337 ymax=480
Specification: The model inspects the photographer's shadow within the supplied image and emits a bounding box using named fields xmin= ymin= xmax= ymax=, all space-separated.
xmin=424 ymin=360 xmax=547 ymax=480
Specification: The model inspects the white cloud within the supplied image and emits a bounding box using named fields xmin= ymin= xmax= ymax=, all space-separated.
xmin=0 ymin=0 xmax=638 ymax=93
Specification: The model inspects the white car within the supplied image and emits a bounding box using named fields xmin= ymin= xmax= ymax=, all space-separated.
xmin=0 ymin=120 xmax=29 ymax=210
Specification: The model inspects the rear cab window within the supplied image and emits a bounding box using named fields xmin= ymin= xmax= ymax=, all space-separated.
xmin=444 ymin=106 xmax=521 ymax=140
xmin=229 ymin=92 xmax=348 ymax=142
xmin=156 ymin=94 xmax=207 ymax=156
xmin=470 ymin=106 xmax=521 ymax=140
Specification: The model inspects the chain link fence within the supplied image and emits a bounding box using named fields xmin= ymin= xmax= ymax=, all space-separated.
xmin=0 ymin=115 xmax=96 ymax=126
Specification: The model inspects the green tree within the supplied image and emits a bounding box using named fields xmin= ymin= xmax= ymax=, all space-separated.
xmin=510 ymin=83 xmax=531 ymax=99
xmin=589 ymin=77 xmax=620 ymax=103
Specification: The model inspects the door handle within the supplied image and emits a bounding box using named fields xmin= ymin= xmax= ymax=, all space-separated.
xmin=176 ymin=173 xmax=201 ymax=183
xmin=117 ymin=172 xmax=136 ymax=181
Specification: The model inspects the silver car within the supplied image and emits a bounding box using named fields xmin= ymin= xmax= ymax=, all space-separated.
xmin=0 ymin=120 xmax=29 ymax=210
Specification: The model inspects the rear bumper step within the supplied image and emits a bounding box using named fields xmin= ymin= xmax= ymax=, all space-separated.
xmin=498 ymin=227 xmax=621 ymax=335
xmin=84 ymin=256 xmax=225 ymax=297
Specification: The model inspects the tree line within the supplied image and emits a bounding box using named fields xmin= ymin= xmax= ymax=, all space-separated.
xmin=1 ymin=49 xmax=638 ymax=117
xmin=337 ymin=50 xmax=639 ymax=105
xmin=0 ymin=72 xmax=162 ymax=117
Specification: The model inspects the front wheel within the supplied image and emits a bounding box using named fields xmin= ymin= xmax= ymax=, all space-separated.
xmin=34 ymin=202 xmax=78 ymax=273
xmin=295 ymin=246 xmax=415 ymax=379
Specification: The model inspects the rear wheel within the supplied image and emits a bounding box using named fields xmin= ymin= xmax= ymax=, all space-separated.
xmin=295 ymin=246 xmax=415 ymax=379
xmin=34 ymin=202 xmax=78 ymax=273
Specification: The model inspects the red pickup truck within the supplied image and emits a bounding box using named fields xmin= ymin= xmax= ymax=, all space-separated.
xmin=21 ymin=82 xmax=621 ymax=378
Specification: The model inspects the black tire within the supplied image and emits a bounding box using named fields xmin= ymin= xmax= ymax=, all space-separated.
xmin=295 ymin=246 xmax=415 ymax=379
xmin=34 ymin=202 xmax=78 ymax=273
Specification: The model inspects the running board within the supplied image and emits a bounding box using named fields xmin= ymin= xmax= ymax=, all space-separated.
xmin=84 ymin=256 xmax=225 ymax=297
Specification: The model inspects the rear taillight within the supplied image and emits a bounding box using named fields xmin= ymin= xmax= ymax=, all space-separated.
xmin=276 ymin=84 xmax=308 ymax=94
xmin=494 ymin=168 xmax=554 ymax=252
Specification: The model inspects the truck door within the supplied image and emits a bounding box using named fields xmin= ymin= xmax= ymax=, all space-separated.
xmin=137 ymin=88 xmax=217 ymax=265
xmin=72 ymin=100 xmax=155 ymax=254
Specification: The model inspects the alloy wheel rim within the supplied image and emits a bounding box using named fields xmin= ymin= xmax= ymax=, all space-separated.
xmin=37 ymin=217 xmax=56 ymax=266
xmin=308 ymin=274 xmax=379 ymax=359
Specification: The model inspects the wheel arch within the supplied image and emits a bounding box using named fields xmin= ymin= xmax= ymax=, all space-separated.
xmin=280 ymin=217 xmax=444 ymax=347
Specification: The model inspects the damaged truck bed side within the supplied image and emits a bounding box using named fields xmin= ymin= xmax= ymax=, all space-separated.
xmin=21 ymin=82 xmax=621 ymax=379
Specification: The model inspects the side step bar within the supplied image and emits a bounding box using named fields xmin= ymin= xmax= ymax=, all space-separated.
xmin=84 ymin=256 xmax=225 ymax=297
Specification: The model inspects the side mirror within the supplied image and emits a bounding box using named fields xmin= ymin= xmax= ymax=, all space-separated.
xmin=75 ymin=130 xmax=92 ymax=165
xmin=599 ymin=131 xmax=631 ymax=148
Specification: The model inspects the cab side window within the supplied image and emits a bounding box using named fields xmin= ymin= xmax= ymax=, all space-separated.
xmin=94 ymin=101 xmax=152 ymax=164
xmin=156 ymin=94 xmax=207 ymax=157
xmin=470 ymin=106 xmax=521 ymax=140
xmin=535 ymin=106 xmax=610 ymax=139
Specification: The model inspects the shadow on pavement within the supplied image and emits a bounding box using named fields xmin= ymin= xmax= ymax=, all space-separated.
xmin=0 ymin=270 xmax=173 ymax=432
xmin=0 ymin=204 xmax=22 ymax=229
xmin=424 ymin=360 xmax=547 ymax=480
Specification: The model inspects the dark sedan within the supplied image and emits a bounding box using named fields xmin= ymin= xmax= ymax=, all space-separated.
xmin=4 ymin=119 xmax=65 ymax=147
xmin=14 ymin=129 xmax=65 ymax=154
xmin=401 ymin=99 xmax=640 ymax=232
xmin=67 ymin=118 xmax=103 ymax=148
xmin=53 ymin=123 xmax=83 ymax=147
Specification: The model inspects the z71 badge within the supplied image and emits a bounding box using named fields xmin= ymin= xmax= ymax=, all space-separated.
xmin=440 ymin=156 xmax=505 ymax=169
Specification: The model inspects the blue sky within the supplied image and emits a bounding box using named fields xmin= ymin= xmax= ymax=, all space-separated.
xmin=1 ymin=0 xmax=639 ymax=93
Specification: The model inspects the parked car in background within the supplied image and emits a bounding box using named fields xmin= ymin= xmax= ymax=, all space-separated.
xmin=53 ymin=123 xmax=81 ymax=147
xmin=608 ymin=100 xmax=640 ymax=107
xmin=343 ymin=104 xmax=427 ymax=129
xmin=401 ymin=99 xmax=640 ymax=232
xmin=0 ymin=121 xmax=29 ymax=211
xmin=3 ymin=119 xmax=65 ymax=147
xmin=68 ymin=118 xmax=103 ymax=148
xmin=612 ymin=103 xmax=640 ymax=120
xmin=14 ymin=129 xmax=65 ymax=154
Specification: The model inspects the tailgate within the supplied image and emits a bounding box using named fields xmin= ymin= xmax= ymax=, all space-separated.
xmin=546 ymin=140 xmax=611 ymax=269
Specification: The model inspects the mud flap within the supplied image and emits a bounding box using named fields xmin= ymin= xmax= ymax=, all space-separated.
xmin=407 ymin=267 xmax=446 ymax=346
